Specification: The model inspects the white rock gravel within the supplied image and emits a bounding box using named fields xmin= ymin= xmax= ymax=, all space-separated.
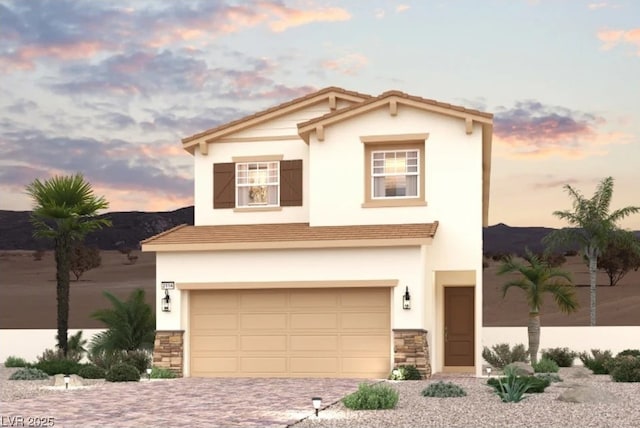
xmin=294 ymin=369 xmax=640 ymax=428
xmin=0 ymin=366 xmax=104 ymax=402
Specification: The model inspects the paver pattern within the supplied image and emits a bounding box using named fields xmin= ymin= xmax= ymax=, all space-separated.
xmin=0 ymin=377 xmax=364 ymax=428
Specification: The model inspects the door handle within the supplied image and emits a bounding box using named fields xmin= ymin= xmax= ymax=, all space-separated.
xmin=444 ymin=326 xmax=448 ymax=342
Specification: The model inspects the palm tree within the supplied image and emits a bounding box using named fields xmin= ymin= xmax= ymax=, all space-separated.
xmin=542 ymin=177 xmax=639 ymax=326
xmin=26 ymin=174 xmax=110 ymax=355
xmin=90 ymin=289 xmax=156 ymax=353
xmin=498 ymin=250 xmax=578 ymax=364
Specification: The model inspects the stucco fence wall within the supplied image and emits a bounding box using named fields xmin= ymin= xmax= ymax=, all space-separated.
xmin=483 ymin=326 xmax=640 ymax=365
xmin=0 ymin=329 xmax=106 ymax=363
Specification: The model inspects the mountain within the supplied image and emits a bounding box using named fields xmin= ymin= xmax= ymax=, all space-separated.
xmin=0 ymin=208 xmax=637 ymax=252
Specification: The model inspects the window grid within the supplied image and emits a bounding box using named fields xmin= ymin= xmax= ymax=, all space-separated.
xmin=371 ymin=150 xmax=420 ymax=199
xmin=236 ymin=161 xmax=280 ymax=207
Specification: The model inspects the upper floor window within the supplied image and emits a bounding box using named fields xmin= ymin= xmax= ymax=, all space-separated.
xmin=361 ymin=133 xmax=428 ymax=208
xmin=236 ymin=162 xmax=279 ymax=207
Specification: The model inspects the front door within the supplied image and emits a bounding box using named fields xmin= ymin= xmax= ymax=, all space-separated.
xmin=444 ymin=286 xmax=474 ymax=366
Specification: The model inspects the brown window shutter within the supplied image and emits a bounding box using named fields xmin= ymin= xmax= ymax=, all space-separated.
xmin=213 ymin=163 xmax=235 ymax=209
xmin=280 ymin=159 xmax=303 ymax=207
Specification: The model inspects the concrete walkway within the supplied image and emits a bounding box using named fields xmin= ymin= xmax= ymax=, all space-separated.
xmin=0 ymin=377 xmax=364 ymax=428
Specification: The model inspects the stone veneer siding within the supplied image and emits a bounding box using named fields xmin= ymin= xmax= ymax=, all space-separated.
xmin=393 ymin=329 xmax=431 ymax=379
xmin=153 ymin=330 xmax=184 ymax=377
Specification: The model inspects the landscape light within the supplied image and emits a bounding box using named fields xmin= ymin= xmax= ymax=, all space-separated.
xmin=312 ymin=397 xmax=322 ymax=417
xmin=146 ymin=367 xmax=152 ymax=380
xmin=486 ymin=367 xmax=492 ymax=377
xmin=64 ymin=374 xmax=70 ymax=390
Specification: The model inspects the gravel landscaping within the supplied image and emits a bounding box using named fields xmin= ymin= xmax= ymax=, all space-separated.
xmin=295 ymin=369 xmax=640 ymax=428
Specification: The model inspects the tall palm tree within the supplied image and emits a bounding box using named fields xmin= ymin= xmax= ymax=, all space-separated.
xmin=26 ymin=174 xmax=110 ymax=355
xmin=542 ymin=177 xmax=639 ymax=326
xmin=498 ymin=250 xmax=578 ymax=364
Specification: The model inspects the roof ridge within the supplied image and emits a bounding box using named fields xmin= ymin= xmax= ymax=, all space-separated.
xmin=140 ymin=223 xmax=189 ymax=245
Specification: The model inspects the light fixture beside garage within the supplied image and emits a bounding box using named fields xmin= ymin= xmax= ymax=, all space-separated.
xmin=403 ymin=286 xmax=411 ymax=310
xmin=161 ymin=281 xmax=174 ymax=312
xmin=312 ymin=397 xmax=322 ymax=416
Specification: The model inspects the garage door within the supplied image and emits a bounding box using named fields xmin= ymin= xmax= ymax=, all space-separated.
xmin=189 ymin=287 xmax=391 ymax=378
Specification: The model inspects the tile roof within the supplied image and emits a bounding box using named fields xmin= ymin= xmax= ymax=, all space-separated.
xmin=141 ymin=222 xmax=439 ymax=252
xmin=181 ymin=86 xmax=372 ymax=144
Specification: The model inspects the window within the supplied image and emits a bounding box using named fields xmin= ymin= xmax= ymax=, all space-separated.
xmin=372 ymin=150 xmax=419 ymax=198
xmin=361 ymin=133 xmax=428 ymax=208
xmin=236 ymin=161 xmax=279 ymax=207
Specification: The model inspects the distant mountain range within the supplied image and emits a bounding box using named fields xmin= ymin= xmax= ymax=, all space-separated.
xmin=0 ymin=207 xmax=637 ymax=253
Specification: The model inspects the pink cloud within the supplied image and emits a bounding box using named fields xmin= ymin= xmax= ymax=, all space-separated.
xmin=597 ymin=28 xmax=640 ymax=55
xmin=0 ymin=41 xmax=108 ymax=73
xmin=396 ymin=5 xmax=410 ymax=12
xmin=321 ymin=53 xmax=369 ymax=76
xmin=265 ymin=5 xmax=351 ymax=32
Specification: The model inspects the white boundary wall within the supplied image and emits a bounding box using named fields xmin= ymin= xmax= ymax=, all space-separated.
xmin=0 ymin=329 xmax=106 ymax=363
xmin=483 ymin=327 xmax=640 ymax=363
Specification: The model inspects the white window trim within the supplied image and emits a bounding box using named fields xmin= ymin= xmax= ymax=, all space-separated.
xmin=235 ymin=161 xmax=280 ymax=208
xmin=370 ymin=149 xmax=420 ymax=200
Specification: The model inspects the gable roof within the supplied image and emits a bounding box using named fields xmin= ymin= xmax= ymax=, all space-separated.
xmin=141 ymin=222 xmax=438 ymax=252
xmin=181 ymin=86 xmax=372 ymax=153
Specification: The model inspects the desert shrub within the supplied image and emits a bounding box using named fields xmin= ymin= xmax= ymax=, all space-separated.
xmin=617 ymin=349 xmax=640 ymax=358
xmin=150 ymin=366 xmax=177 ymax=379
xmin=609 ymin=355 xmax=640 ymax=383
xmin=493 ymin=375 xmax=531 ymax=403
xmin=70 ymin=243 xmax=101 ymax=281
xmin=488 ymin=375 xmax=550 ymax=394
xmin=532 ymin=357 xmax=559 ymax=373
xmin=482 ymin=343 xmax=528 ymax=369
xmin=4 ymin=356 xmax=29 ymax=368
xmin=121 ymin=349 xmax=152 ymax=374
xmin=87 ymin=348 xmax=125 ymax=370
xmin=39 ymin=343 xmax=83 ymax=364
xmin=535 ymin=373 xmax=562 ymax=383
xmin=9 ymin=368 xmax=50 ymax=380
xmin=388 ymin=364 xmax=421 ymax=380
xmin=491 ymin=253 xmax=509 ymax=262
xmin=78 ymin=364 xmax=106 ymax=379
xmin=34 ymin=359 xmax=83 ymax=376
xmin=579 ymin=349 xmax=613 ymax=375
xmin=421 ymin=381 xmax=466 ymax=398
xmin=342 ymin=383 xmax=399 ymax=410
xmin=543 ymin=253 xmax=567 ymax=267
xmin=563 ymin=249 xmax=578 ymax=257
xmin=524 ymin=376 xmax=551 ymax=393
xmin=541 ymin=347 xmax=577 ymax=367
xmin=105 ymin=363 xmax=140 ymax=382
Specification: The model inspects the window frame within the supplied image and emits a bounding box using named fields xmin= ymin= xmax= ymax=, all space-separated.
xmin=361 ymin=134 xmax=428 ymax=208
xmin=234 ymin=159 xmax=280 ymax=209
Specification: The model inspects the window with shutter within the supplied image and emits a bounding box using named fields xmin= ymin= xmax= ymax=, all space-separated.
xmin=280 ymin=159 xmax=303 ymax=207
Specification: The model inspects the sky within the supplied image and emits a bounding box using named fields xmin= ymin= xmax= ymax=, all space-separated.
xmin=0 ymin=0 xmax=639 ymax=229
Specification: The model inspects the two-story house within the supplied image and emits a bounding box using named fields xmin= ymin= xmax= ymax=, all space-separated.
xmin=141 ymin=87 xmax=493 ymax=379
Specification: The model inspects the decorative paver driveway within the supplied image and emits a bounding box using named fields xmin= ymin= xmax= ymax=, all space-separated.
xmin=0 ymin=377 xmax=364 ymax=428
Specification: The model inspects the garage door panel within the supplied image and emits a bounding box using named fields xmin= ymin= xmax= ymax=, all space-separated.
xmin=192 ymin=292 xmax=237 ymax=310
xmin=341 ymin=335 xmax=389 ymax=353
xmin=290 ymin=313 xmax=338 ymax=329
xmin=342 ymin=357 xmax=390 ymax=374
xmin=192 ymin=314 xmax=237 ymax=330
xmin=240 ymin=335 xmax=287 ymax=351
xmin=290 ymin=357 xmax=338 ymax=373
xmin=341 ymin=312 xmax=389 ymax=329
xmin=240 ymin=292 xmax=287 ymax=308
xmin=290 ymin=335 xmax=338 ymax=351
xmin=192 ymin=357 xmax=237 ymax=373
xmin=341 ymin=289 xmax=389 ymax=307
xmin=192 ymin=335 xmax=237 ymax=352
xmin=241 ymin=357 xmax=287 ymax=373
xmin=290 ymin=291 xmax=338 ymax=308
xmin=240 ymin=313 xmax=287 ymax=329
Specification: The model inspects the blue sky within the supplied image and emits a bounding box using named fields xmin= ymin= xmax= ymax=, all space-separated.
xmin=1 ymin=0 xmax=639 ymax=228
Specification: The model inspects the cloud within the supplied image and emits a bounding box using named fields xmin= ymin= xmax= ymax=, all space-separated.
xmin=374 ymin=8 xmax=385 ymax=19
xmin=5 ymin=99 xmax=38 ymax=114
xmin=531 ymin=176 xmax=581 ymax=190
xmin=264 ymin=5 xmax=351 ymax=32
xmin=396 ymin=5 xmax=410 ymax=13
xmin=320 ymin=53 xmax=369 ymax=76
xmin=597 ymin=28 xmax=640 ymax=55
xmin=494 ymin=100 xmax=629 ymax=158
xmin=139 ymin=107 xmax=247 ymax=136
xmin=588 ymin=2 xmax=619 ymax=10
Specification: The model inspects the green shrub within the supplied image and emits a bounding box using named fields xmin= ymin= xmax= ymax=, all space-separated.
xmin=541 ymin=347 xmax=577 ymax=367
xmin=34 ymin=359 xmax=83 ymax=376
xmin=617 ymin=349 xmax=640 ymax=358
xmin=532 ymin=357 xmax=559 ymax=373
xmin=488 ymin=376 xmax=549 ymax=394
xmin=342 ymin=383 xmax=399 ymax=410
xmin=609 ymin=355 xmax=640 ymax=382
xmin=105 ymin=363 xmax=140 ymax=382
xmin=494 ymin=375 xmax=531 ymax=403
xmin=4 ymin=356 xmax=29 ymax=368
xmin=421 ymin=381 xmax=466 ymax=397
xmin=579 ymin=349 xmax=613 ymax=375
xmin=150 ymin=366 xmax=177 ymax=379
xmin=535 ymin=373 xmax=562 ymax=383
xmin=388 ymin=364 xmax=422 ymax=380
xmin=482 ymin=343 xmax=528 ymax=369
xmin=121 ymin=349 xmax=152 ymax=374
xmin=525 ymin=376 xmax=551 ymax=393
xmin=87 ymin=348 xmax=124 ymax=370
xmin=78 ymin=364 xmax=106 ymax=379
xmin=9 ymin=368 xmax=50 ymax=380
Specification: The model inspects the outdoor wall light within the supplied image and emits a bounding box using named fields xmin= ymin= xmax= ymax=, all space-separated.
xmin=146 ymin=367 xmax=152 ymax=380
xmin=311 ymin=397 xmax=322 ymax=417
xmin=486 ymin=367 xmax=492 ymax=377
xmin=63 ymin=374 xmax=70 ymax=390
xmin=161 ymin=290 xmax=171 ymax=312
xmin=402 ymin=286 xmax=411 ymax=310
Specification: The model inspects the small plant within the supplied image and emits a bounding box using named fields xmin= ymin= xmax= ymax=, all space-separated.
xmin=609 ymin=355 xmax=640 ymax=383
xmin=482 ymin=343 xmax=528 ymax=369
xmin=617 ymin=349 xmax=640 ymax=358
xmin=492 ymin=369 xmax=532 ymax=403
xmin=87 ymin=348 xmax=124 ymax=370
xmin=535 ymin=373 xmax=562 ymax=383
xmin=4 ymin=356 xmax=29 ymax=368
xmin=150 ymin=366 xmax=177 ymax=379
xmin=421 ymin=381 xmax=466 ymax=397
xmin=532 ymin=357 xmax=559 ymax=373
xmin=9 ymin=368 xmax=50 ymax=380
xmin=388 ymin=364 xmax=421 ymax=380
xmin=78 ymin=364 xmax=106 ymax=379
xmin=342 ymin=383 xmax=399 ymax=410
xmin=34 ymin=359 xmax=83 ymax=376
xmin=105 ymin=363 xmax=140 ymax=382
xmin=541 ymin=347 xmax=577 ymax=367
xmin=579 ymin=349 xmax=613 ymax=375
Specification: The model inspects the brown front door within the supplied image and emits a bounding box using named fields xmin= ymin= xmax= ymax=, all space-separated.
xmin=444 ymin=287 xmax=475 ymax=366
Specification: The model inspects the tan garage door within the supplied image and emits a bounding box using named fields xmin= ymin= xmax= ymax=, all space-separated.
xmin=190 ymin=287 xmax=391 ymax=378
